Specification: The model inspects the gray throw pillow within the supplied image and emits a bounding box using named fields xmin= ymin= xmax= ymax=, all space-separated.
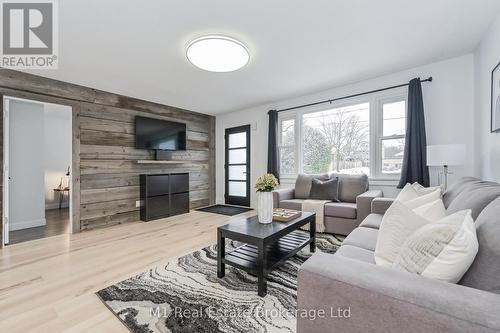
xmin=309 ymin=177 xmax=340 ymax=201
xmin=294 ymin=173 xmax=329 ymax=199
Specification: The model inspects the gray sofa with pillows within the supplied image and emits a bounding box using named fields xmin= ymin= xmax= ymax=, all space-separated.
xmin=273 ymin=173 xmax=383 ymax=235
xmin=297 ymin=177 xmax=500 ymax=333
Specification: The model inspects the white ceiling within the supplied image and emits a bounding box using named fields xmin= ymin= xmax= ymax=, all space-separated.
xmin=26 ymin=0 xmax=500 ymax=115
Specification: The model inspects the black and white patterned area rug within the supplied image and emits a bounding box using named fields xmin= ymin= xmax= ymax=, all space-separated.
xmin=96 ymin=232 xmax=343 ymax=333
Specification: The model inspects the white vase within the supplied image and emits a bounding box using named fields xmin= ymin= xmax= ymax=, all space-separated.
xmin=257 ymin=191 xmax=273 ymax=224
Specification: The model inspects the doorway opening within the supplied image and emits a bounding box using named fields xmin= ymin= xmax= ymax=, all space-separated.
xmin=3 ymin=97 xmax=73 ymax=245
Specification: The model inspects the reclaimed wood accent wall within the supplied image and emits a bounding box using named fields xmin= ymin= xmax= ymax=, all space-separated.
xmin=0 ymin=69 xmax=216 ymax=239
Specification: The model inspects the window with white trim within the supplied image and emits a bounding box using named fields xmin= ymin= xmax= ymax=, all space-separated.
xmin=278 ymin=90 xmax=407 ymax=180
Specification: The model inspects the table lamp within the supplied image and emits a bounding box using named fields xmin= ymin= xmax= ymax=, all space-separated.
xmin=427 ymin=144 xmax=466 ymax=190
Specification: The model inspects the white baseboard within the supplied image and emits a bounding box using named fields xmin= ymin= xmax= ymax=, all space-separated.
xmin=9 ymin=218 xmax=47 ymax=231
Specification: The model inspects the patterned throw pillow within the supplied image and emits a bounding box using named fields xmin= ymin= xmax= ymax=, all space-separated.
xmin=393 ymin=209 xmax=478 ymax=283
xmin=375 ymin=199 xmax=446 ymax=267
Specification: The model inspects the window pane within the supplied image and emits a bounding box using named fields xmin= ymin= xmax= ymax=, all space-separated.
xmin=228 ymin=132 xmax=246 ymax=148
xmin=279 ymin=118 xmax=295 ymax=174
xmin=280 ymin=119 xmax=295 ymax=146
xmin=302 ymin=102 xmax=370 ymax=175
xmin=383 ymin=101 xmax=406 ymax=136
xmin=382 ymin=138 xmax=405 ymax=174
xmin=228 ymin=148 xmax=246 ymax=164
xmin=279 ymin=146 xmax=295 ymax=175
xmin=228 ymin=165 xmax=246 ymax=180
xmin=228 ymin=181 xmax=246 ymax=197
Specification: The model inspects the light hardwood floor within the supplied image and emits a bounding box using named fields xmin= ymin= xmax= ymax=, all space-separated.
xmin=0 ymin=210 xmax=255 ymax=333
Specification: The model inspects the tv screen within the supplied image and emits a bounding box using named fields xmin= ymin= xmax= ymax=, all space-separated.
xmin=135 ymin=116 xmax=186 ymax=151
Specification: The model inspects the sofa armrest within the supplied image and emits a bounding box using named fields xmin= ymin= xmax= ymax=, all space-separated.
xmin=298 ymin=253 xmax=500 ymax=333
xmin=371 ymin=197 xmax=394 ymax=215
xmin=356 ymin=190 xmax=383 ymax=223
xmin=272 ymin=188 xmax=294 ymax=208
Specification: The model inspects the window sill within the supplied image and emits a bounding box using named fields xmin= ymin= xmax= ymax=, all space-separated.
xmin=369 ymin=178 xmax=399 ymax=186
xmin=280 ymin=175 xmax=399 ymax=186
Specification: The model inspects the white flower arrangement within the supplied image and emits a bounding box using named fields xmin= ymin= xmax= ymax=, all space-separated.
xmin=255 ymin=173 xmax=279 ymax=192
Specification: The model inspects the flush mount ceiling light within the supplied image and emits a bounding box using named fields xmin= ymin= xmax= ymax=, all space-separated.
xmin=186 ymin=35 xmax=249 ymax=72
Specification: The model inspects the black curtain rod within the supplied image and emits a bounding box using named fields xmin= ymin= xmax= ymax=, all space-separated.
xmin=273 ymin=77 xmax=433 ymax=113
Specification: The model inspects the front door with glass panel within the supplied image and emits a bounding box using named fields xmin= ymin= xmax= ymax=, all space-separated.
xmin=225 ymin=125 xmax=250 ymax=207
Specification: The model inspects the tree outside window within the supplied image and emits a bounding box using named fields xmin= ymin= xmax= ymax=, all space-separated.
xmin=303 ymin=103 xmax=370 ymax=175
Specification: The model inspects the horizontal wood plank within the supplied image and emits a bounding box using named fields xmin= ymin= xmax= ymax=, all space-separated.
xmin=80 ymin=102 xmax=209 ymax=134
xmin=80 ymin=173 xmax=209 ymax=191
xmin=81 ymin=199 xmax=139 ymax=220
xmin=81 ymin=186 xmax=140 ymax=204
xmin=80 ymin=211 xmax=141 ymax=230
xmin=80 ymin=160 xmax=209 ymax=175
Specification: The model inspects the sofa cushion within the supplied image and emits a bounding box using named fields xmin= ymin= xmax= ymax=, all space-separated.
xmin=279 ymin=199 xmax=304 ymax=210
xmin=342 ymin=227 xmax=378 ymax=251
xmin=442 ymin=177 xmax=480 ymax=208
xmin=294 ymin=173 xmax=329 ymax=199
xmin=335 ymin=244 xmax=375 ymax=264
xmin=324 ymin=202 xmax=357 ymax=219
xmin=446 ymin=180 xmax=500 ymax=220
xmin=359 ymin=213 xmax=383 ymax=229
xmin=460 ymin=196 xmax=500 ymax=293
xmin=309 ymin=177 xmax=340 ymax=201
xmin=330 ymin=173 xmax=369 ymax=203
xmin=324 ymin=216 xmax=360 ymax=236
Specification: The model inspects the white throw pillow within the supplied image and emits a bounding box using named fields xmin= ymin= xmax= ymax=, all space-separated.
xmin=395 ymin=183 xmax=420 ymax=202
xmin=411 ymin=182 xmax=442 ymax=195
xmin=393 ymin=210 xmax=478 ymax=283
xmin=404 ymin=188 xmax=442 ymax=209
xmin=413 ymin=199 xmax=447 ymax=221
xmin=374 ymin=199 xmax=446 ymax=267
xmin=396 ymin=183 xmax=441 ymax=207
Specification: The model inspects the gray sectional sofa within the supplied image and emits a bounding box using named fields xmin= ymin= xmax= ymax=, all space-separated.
xmin=297 ymin=177 xmax=500 ymax=333
xmin=273 ymin=173 xmax=382 ymax=235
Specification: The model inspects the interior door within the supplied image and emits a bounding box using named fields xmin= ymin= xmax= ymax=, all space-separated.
xmin=225 ymin=125 xmax=251 ymax=207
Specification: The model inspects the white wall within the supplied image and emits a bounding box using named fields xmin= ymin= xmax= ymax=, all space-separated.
xmin=216 ymin=54 xmax=476 ymax=206
xmin=44 ymin=104 xmax=72 ymax=209
xmin=474 ymin=12 xmax=500 ymax=181
xmin=8 ymin=100 xmax=46 ymax=231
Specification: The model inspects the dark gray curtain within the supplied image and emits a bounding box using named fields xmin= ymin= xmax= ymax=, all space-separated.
xmin=398 ymin=78 xmax=430 ymax=188
xmin=267 ymin=110 xmax=280 ymax=180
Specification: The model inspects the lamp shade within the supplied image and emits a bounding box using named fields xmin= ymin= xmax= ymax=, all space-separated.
xmin=427 ymin=144 xmax=466 ymax=166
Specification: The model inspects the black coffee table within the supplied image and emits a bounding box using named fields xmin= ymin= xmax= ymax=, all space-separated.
xmin=217 ymin=212 xmax=316 ymax=297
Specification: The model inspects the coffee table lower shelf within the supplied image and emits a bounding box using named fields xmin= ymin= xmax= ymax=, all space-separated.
xmin=223 ymin=231 xmax=311 ymax=273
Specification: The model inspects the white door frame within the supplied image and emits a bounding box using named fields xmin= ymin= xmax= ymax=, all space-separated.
xmin=2 ymin=96 xmax=73 ymax=246
xmin=3 ymin=98 xmax=10 ymax=245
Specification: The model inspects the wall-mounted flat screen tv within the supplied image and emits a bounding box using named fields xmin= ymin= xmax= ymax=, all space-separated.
xmin=135 ymin=116 xmax=186 ymax=151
